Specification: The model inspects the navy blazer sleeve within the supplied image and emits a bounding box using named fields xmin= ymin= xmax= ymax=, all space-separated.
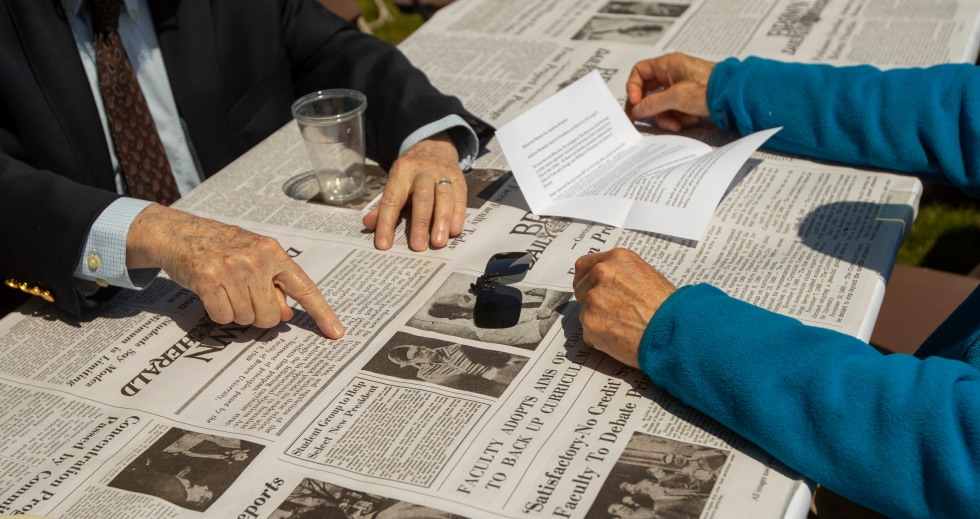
xmin=0 ymin=1 xmax=124 ymax=315
xmin=0 ymin=154 xmax=122 ymax=315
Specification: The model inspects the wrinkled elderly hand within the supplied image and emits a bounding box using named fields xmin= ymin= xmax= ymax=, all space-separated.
xmin=626 ymin=52 xmax=717 ymax=132
xmin=362 ymin=132 xmax=466 ymax=251
xmin=573 ymin=248 xmax=676 ymax=367
xmin=126 ymin=204 xmax=345 ymax=338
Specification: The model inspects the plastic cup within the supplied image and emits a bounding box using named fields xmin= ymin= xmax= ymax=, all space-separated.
xmin=291 ymin=89 xmax=367 ymax=205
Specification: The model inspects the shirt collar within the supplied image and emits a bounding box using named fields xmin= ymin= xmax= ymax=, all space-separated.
xmin=61 ymin=0 xmax=145 ymax=27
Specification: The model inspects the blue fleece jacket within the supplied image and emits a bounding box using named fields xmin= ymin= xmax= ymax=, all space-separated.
xmin=638 ymin=57 xmax=980 ymax=518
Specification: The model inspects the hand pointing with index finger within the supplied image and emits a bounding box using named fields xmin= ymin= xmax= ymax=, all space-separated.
xmin=126 ymin=204 xmax=346 ymax=339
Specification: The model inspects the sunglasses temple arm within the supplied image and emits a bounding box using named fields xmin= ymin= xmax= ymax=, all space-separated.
xmin=470 ymin=274 xmax=498 ymax=294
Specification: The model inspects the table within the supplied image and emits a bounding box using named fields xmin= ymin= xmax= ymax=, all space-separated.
xmin=1 ymin=0 xmax=979 ymax=517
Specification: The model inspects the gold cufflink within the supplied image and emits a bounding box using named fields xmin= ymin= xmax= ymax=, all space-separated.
xmin=87 ymin=254 xmax=101 ymax=270
xmin=4 ymin=279 xmax=54 ymax=303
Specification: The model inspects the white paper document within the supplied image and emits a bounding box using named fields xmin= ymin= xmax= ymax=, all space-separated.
xmin=497 ymin=71 xmax=780 ymax=241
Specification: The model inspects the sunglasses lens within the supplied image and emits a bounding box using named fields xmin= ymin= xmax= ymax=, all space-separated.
xmin=484 ymin=252 xmax=532 ymax=284
xmin=473 ymin=284 xmax=523 ymax=328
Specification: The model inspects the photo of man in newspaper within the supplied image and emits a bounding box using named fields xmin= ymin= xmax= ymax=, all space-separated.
xmin=362 ymin=332 xmax=528 ymax=398
xmin=271 ymin=477 xmax=464 ymax=518
xmin=407 ymin=272 xmax=571 ymax=350
xmin=599 ymin=1 xmax=690 ymax=18
xmin=108 ymin=428 xmax=263 ymax=512
xmin=460 ymin=168 xmax=513 ymax=209
xmin=586 ymin=432 xmax=729 ymax=519
xmin=573 ymin=15 xmax=673 ymax=45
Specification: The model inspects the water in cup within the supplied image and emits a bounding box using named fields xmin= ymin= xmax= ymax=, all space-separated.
xmin=292 ymin=89 xmax=368 ymax=205
xmin=303 ymin=132 xmax=366 ymax=204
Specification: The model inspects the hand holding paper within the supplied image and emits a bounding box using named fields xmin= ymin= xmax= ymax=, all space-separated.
xmin=496 ymin=71 xmax=779 ymax=241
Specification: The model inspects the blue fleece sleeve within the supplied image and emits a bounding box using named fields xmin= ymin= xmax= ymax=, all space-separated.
xmin=638 ymin=284 xmax=980 ymax=518
xmin=707 ymin=57 xmax=980 ymax=197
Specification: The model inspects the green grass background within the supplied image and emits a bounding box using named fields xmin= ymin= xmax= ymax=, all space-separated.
xmin=356 ymin=0 xmax=980 ymax=275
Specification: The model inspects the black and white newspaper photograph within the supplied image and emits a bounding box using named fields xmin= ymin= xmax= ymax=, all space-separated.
xmin=586 ymin=432 xmax=729 ymax=518
xmin=406 ymin=272 xmax=572 ymax=350
xmin=361 ymin=331 xmax=529 ymax=398
xmin=271 ymin=478 xmax=465 ymax=519
xmin=108 ymin=428 xmax=263 ymax=512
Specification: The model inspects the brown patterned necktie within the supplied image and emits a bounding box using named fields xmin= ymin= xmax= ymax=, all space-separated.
xmin=89 ymin=0 xmax=181 ymax=205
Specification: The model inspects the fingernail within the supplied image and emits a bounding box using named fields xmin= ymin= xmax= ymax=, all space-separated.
xmin=331 ymin=323 xmax=345 ymax=338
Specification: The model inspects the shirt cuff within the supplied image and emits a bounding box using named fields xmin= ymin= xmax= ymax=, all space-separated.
xmin=74 ymin=198 xmax=159 ymax=290
xmin=398 ymin=114 xmax=480 ymax=171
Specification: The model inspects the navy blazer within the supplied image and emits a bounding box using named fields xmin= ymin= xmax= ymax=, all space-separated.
xmin=0 ymin=0 xmax=491 ymax=315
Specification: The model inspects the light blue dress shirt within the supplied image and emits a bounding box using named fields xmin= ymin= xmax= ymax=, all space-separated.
xmin=65 ymin=0 xmax=477 ymax=292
